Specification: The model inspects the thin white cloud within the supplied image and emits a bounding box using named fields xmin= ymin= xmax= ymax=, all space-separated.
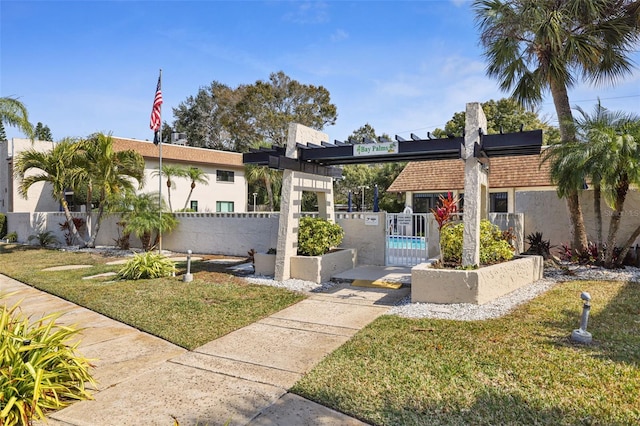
xmin=282 ymin=1 xmax=329 ymax=24
xmin=330 ymin=29 xmax=349 ymax=42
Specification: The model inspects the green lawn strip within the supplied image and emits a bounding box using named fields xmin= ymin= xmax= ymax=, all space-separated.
xmin=0 ymin=245 xmax=305 ymax=349
xmin=292 ymin=280 xmax=640 ymax=425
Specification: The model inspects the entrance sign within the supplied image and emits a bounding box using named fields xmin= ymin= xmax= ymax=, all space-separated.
xmin=354 ymin=141 xmax=398 ymax=157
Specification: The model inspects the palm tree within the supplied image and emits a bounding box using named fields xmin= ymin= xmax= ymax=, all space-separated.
xmin=245 ymin=164 xmax=282 ymax=211
xmin=473 ymin=0 xmax=640 ymax=251
xmin=0 ymin=96 xmax=34 ymax=138
xmin=152 ymin=164 xmax=187 ymax=212
xmin=78 ymin=133 xmax=145 ymax=247
xmin=14 ymin=139 xmax=86 ymax=245
xmin=122 ymin=192 xmax=178 ymax=251
xmin=182 ymin=167 xmax=209 ymax=211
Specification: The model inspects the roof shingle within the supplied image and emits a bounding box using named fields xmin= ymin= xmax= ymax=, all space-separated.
xmin=387 ymin=154 xmax=552 ymax=192
xmin=112 ymin=137 xmax=243 ymax=168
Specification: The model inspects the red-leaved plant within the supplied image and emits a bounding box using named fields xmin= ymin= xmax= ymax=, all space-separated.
xmin=430 ymin=192 xmax=460 ymax=231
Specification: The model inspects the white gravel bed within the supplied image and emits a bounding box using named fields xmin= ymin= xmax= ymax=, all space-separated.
xmin=389 ymin=263 xmax=640 ymax=321
xmin=245 ymin=275 xmax=340 ymax=293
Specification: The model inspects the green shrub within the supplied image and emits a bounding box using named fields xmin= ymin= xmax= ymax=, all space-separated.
xmin=117 ymin=252 xmax=176 ymax=280
xmin=0 ymin=299 xmax=95 ymax=425
xmin=27 ymin=230 xmax=59 ymax=247
xmin=5 ymin=231 xmax=18 ymax=243
xmin=297 ymin=217 xmax=344 ymax=256
xmin=0 ymin=213 xmax=7 ymax=239
xmin=440 ymin=220 xmax=514 ymax=265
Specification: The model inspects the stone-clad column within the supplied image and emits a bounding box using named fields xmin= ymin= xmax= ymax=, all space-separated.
xmin=275 ymin=123 xmax=332 ymax=281
xmin=462 ymin=103 xmax=489 ymax=267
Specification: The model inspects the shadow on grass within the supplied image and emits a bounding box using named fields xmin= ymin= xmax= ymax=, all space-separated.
xmin=542 ymin=281 xmax=640 ymax=367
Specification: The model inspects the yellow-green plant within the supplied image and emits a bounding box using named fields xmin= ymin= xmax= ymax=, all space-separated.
xmin=117 ymin=252 xmax=176 ymax=280
xmin=297 ymin=217 xmax=344 ymax=256
xmin=0 ymin=300 xmax=95 ymax=425
xmin=440 ymin=219 xmax=514 ymax=265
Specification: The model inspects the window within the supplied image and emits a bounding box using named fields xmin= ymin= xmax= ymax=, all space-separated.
xmin=490 ymin=192 xmax=508 ymax=213
xmin=216 ymin=170 xmax=234 ymax=182
xmin=190 ymin=200 xmax=198 ymax=212
xmin=412 ymin=193 xmax=447 ymax=213
xmin=216 ymin=201 xmax=234 ymax=212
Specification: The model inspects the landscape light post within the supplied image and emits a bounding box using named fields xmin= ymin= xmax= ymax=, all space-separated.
xmin=253 ymin=192 xmax=257 ymax=212
xmin=358 ymin=185 xmax=369 ymax=212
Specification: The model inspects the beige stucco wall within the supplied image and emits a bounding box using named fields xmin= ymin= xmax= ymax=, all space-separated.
xmin=516 ymin=189 xmax=640 ymax=250
xmin=2 ymin=139 xmax=60 ymax=214
xmin=411 ymin=255 xmax=543 ymax=304
xmin=290 ymin=248 xmax=357 ymax=283
xmin=140 ymin=159 xmax=247 ymax=213
xmin=336 ymin=213 xmax=386 ymax=266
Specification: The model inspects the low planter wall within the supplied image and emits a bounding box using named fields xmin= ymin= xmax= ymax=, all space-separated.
xmin=254 ymin=253 xmax=276 ymax=276
xmin=290 ymin=248 xmax=357 ymax=284
xmin=411 ymin=255 xmax=544 ymax=305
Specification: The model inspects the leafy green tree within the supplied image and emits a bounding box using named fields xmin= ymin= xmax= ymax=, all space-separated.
xmin=173 ymin=71 xmax=337 ymax=152
xmin=432 ymin=98 xmax=560 ymax=144
xmin=182 ymin=167 xmax=209 ymax=211
xmin=473 ymin=0 xmax=640 ymax=251
xmin=173 ymin=81 xmax=243 ymax=150
xmin=161 ymin=121 xmax=173 ymax=143
xmin=152 ymin=164 xmax=188 ymax=212
xmin=14 ymin=139 xmax=85 ymax=244
xmin=34 ymin=122 xmax=53 ymax=141
xmin=335 ymin=124 xmax=402 ymax=212
xmin=0 ymin=96 xmax=33 ymax=138
xmin=245 ymin=164 xmax=282 ymax=212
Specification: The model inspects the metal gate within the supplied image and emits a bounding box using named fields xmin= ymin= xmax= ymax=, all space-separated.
xmin=385 ymin=212 xmax=429 ymax=266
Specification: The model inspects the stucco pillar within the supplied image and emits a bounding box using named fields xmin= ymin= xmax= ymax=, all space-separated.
xmin=462 ymin=103 xmax=489 ymax=267
xmin=275 ymin=123 xmax=331 ymax=281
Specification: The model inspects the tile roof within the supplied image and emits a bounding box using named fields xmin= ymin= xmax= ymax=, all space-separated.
xmin=387 ymin=153 xmax=553 ymax=192
xmin=112 ymin=137 xmax=243 ymax=168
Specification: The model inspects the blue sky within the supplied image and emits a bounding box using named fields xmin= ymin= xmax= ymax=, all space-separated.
xmin=2 ymin=0 xmax=639 ymax=144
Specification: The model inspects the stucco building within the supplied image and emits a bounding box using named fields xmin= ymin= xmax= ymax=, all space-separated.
xmin=0 ymin=137 xmax=248 ymax=214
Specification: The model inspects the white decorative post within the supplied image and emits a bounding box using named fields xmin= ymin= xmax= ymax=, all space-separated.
xmin=462 ymin=102 xmax=489 ymax=267
xmin=275 ymin=123 xmax=334 ymax=281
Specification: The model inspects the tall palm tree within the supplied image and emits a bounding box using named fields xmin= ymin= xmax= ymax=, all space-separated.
xmin=473 ymin=0 xmax=640 ymax=251
xmin=78 ymin=133 xmax=145 ymax=247
xmin=152 ymin=164 xmax=187 ymax=212
xmin=182 ymin=167 xmax=209 ymax=211
xmin=0 ymin=96 xmax=34 ymax=139
xmin=14 ymin=139 xmax=85 ymax=244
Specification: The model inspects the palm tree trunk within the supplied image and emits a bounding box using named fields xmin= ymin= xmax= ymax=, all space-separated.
xmin=594 ymin=184 xmax=603 ymax=263
xmin=86 ymin=193 xmax=106 ymax=248
xmin=604 ymin=180 xmax=629 ymax=267
xmin=60 ymin=198 xmax=88 ymax=248
xmin=86 ymin=181 xmax=93 ymax=242
xmin=183 ymin=183 xmax=195 ymax=211
xmin=615 ymin=224 xmax=640 ymax=267
xmin=550 ymin=78 xmax=588 ymax=252
xmin=166 ymin=180 xmax=173 ymax=212
xmin=265 ymin=175 xmax=274 ymax=212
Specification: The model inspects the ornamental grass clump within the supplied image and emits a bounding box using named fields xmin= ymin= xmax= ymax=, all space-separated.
xmin=117 ymin=251 xmax=176 ymax=280
xmin=440 ymin=219 xmax=514 ymax=266
xmin=0 ymin=299 xmax=95 ymax=426
xmin=297 ymin=217 xmax=344 ymax=256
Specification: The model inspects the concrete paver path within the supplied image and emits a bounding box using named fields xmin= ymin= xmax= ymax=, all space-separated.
xmin=1 ymin=273 xmax=409 ymax=426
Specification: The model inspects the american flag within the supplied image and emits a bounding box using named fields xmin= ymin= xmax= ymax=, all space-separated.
xmin=150 ymin=73 xmax=163 ymax=133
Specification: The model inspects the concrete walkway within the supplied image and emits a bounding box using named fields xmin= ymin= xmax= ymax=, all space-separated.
xmin=1 ymin=273 xmax=409 ymax=426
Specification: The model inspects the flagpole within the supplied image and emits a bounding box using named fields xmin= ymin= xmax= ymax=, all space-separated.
xmin=158 ymin=69 xmax=163 ymax=254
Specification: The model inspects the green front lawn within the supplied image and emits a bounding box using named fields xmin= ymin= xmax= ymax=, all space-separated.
xmin=0 ymin=244 xmax=305 ymax=349
xmin=292 ymin=280 xmax=640 ymax=425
